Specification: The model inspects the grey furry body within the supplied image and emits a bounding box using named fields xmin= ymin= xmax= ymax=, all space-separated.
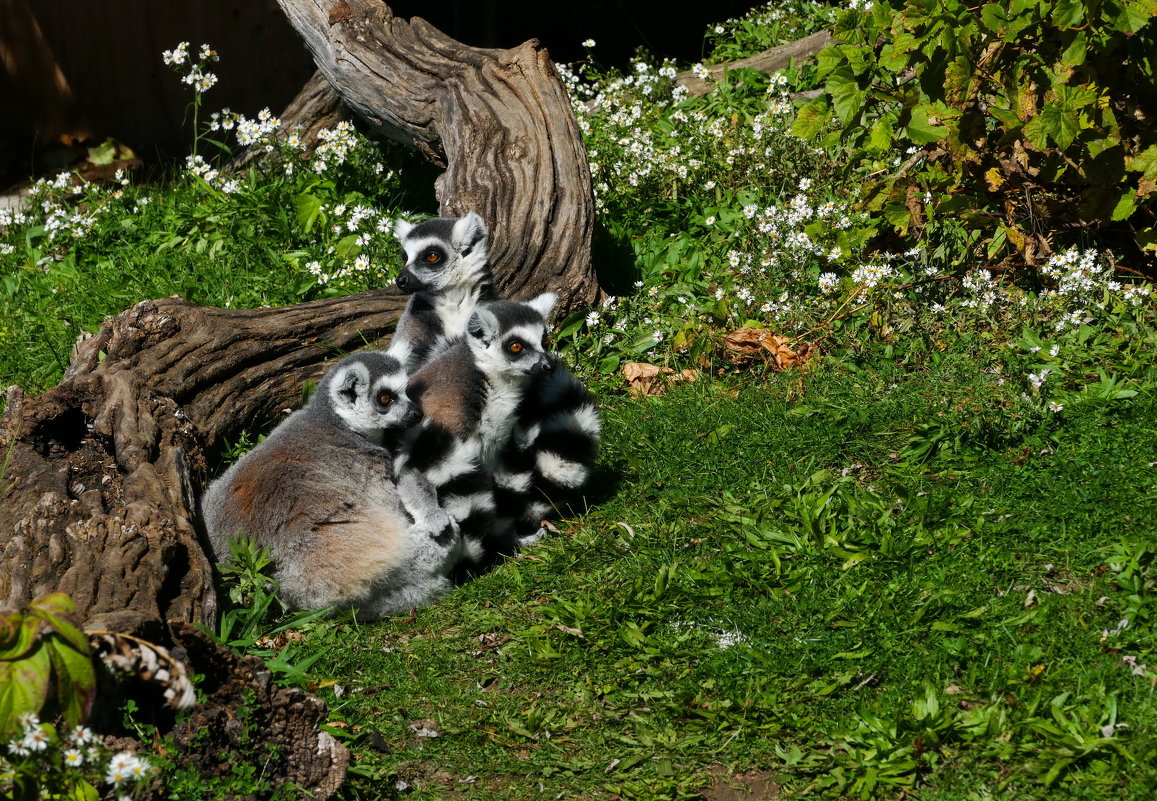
xmin=202 ymin=352 xmax=461 ymax=618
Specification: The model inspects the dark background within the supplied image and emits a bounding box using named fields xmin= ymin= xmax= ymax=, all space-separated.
xmin=0 ymin=0 xmax=755 ymax=186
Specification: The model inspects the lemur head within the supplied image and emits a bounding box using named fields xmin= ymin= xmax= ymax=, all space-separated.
xmin=393 ymin=212 xmax=490 ymax=295
xmin=315 ymin=351 xmax=421 ymax=444
xmin=466 ymin=293 xmax=556 ymax=383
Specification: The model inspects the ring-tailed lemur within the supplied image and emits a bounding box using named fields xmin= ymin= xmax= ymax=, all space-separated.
xmin=201 ymin=351 xmax=462 ymax=619
xmin=390 ymin=212 xmax=600 ymax=544
xmin=404 ymin=294 xmax=557 ymax=574
xmin=388 ymin=211 xmax=499 ymax=372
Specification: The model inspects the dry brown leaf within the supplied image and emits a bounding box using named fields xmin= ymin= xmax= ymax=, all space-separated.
xmin=622 ymin=362 xmax=698 ymax=397
xmin=721 ymin=327 xmax=813 ymax=370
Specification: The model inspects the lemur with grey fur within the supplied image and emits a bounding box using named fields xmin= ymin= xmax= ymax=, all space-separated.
xmin=404 ymin=294 xmax=557 ymax=575
xmin=201 ymin=351 xmax=462 ymax=619
xmin=388 ymin=212 xmax=499 ymax=372
xmin=390 ymin=212 xmax=601 ymax=546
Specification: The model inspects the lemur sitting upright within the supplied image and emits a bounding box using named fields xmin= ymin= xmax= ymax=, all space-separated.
xmin=390 ymin=212 xmax=601 ymax=547
xmin=201 ymin=351 xmax=462 ymax=618
xmin=388 ymin=212 xmax=499 ymax=372
xmin=404 ymin=294 xmax=558 ymax=575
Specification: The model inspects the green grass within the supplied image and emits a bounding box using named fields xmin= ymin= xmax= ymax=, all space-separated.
xmin=272 ymin=350 xmax=1157 ymax=800
xmin=3 ymin=2 xmax=1157 ymax=798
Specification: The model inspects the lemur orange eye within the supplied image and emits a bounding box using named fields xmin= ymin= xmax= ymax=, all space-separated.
xmin=508 ymin=341 xmax=523 ymax=354
xmin=423 ymin=251 xmax=440 ymax=263
xmin=378 ymin=391 xmax=393 ymax=405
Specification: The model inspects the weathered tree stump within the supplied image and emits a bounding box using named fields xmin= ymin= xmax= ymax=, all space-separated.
xmin=1 ymin=2 xmax=597 ymax=795
xmin=274 ymin=0 xmax=597 ymax=306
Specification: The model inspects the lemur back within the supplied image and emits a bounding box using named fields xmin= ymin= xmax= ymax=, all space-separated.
xmin=404 ymin=295 xmax=555 ymax=575
xmin=389 ymin=212 xmax=499 ymax=372
xmin=201 ymin=351 xmax=461 ymax=619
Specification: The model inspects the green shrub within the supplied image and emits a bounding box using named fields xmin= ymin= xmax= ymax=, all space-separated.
xmin=794 ymin=0 xmax=1157 ymax=276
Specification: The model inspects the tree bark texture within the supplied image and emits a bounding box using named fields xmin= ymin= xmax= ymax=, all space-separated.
xmin=274 ymin=0 xmax=598 ymax=308
xmin=0 ymin=292 xmax=408 ymax=797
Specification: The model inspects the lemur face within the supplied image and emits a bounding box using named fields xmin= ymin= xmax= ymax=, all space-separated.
xmin=325 ymin=352 xmax=422 ymax=443
xmin=466 ymin=294 xmax=557 ymax=382
xmin=394 ymin=212 xmax=489 ymax=295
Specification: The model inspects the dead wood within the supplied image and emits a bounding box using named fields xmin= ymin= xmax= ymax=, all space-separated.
xmin=674 ymin=30 xmax=833 ymax=96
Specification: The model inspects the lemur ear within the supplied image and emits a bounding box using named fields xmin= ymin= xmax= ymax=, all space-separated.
xmin=526 ymin=291 xmax=557 ymax=321
xmin=330 ymin=360 xmax=370 ymax=407
xmin=451 ymin=211 xmax=488 ymax=252
xmin=467 ymin=305 xmax=499 ymax=344
xmin=392 ymin=217 xmax=415 ymax=242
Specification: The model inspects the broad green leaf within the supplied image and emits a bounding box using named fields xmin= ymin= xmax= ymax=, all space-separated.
xmin=980 ymin=3 xmax=1009 ymax=33
xmin=790 ymin=98 xmax=832 ymax=140
xmin=1059 ymin=30 xmax=1088 ymax=71
xmin=46 ymin=639 xmax=96 ymax=728
xmin=827 ymin=70 xmax=866 ymax=125
xmin=296 ymin=192 xmax=324 ymax=233
xmin=904 ymin=105 xmax=949 ymax=145
xmin=64 ymin=780 xmax=101 ymax=801
xmin=814 ymin=46 xmax=845 ymax=81
xmin=1111 ymin=188 xmax=1138 ymax=221
xmin=334 ymin=233 xmax=361 ymax=260
xmin=1127 ymin=145 xmax=1157 ymax=180
xmin=87 ymin=140 xmax=118 ymax=165
xmin=988 ymin=105 xmax=1022 ymax=129
xmin=28 ymin=594 xmax=88 ymax=654
xmin=883 ymin=200 xmax=913 ymax=234
xmin=1050 ymin=0 xmax=1085 ymax=29
xmin=1024 ymin=104 xmax=1081 ymax=151
xmin=555 ymin=309 xmax=586 ymax=338
xmin=0 ymin=644 xmax=51 ymax=732
xmin=1113 ymin=2 xmax=1152 ymax=32
xmin=864 ymin=118 xmax=895 ymax=153
xmin=0 ymin=614 xmax=42 ymax=660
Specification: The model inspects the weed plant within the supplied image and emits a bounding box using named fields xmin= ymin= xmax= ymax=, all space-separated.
xmin=1 ymin=2 xmax=1156 ymax=799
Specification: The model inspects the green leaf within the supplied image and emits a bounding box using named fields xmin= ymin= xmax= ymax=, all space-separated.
xmin=814 ymin=46 xmax=846 ymax=81
xmin=619 ymin=622 xmax=647 ymax=649
xmin=28 ymin=594 xmax=88 ymax=654
xmin=46 ymin=638 xmax=96 ymax=728
xmin=1113 ymin=2 xmax=1152 ymax=32
xmin=790 ymin=98 xmax=832 ymax=140
xmin=556 ymin=309 xmax=586 ymax=338
xmin=1111 ymin=188 xmax=1138 ymax=221
xmin=1059 ymin=30 xmax=1088 ymax=71
xmin=64 ymin=780 xmax=100 ymax=801
xmin=1127 ymin=145 xmax=1157 ymax=180
xmin=868 ymin=117 xmax=896 ymax=152
xmin=827 ymin=70 xmax=866 ymax=125
xmin=1024 ymin=104 xmax=1081 ymax=151
xmin=0 ymin=643 xmax=51 ymax=733
xmin=0 ymin=613 xmax=42 ymax=660
xmin=1050 ymin=0 xmax=1085 ymax=29
xmin=904 ymin=105 xmax=949 ymax=145
xmin=296 ymin=192 xmax=324 ymax=233
xmin=86 ymin=139 xmax=118 ymax=166
xmin=334 ymin=233 xmax=361 ymax=260
xmin=980 ymin=3 xmax=1009 ymax=33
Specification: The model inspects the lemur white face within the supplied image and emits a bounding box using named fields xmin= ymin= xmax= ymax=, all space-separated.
xmin=467 ymin=294 xmax=556 ymax=382
xmin=394 ymin=212 xmax=490 ymax=295
xmin=326 ymin=354 xmax=421 ymax=442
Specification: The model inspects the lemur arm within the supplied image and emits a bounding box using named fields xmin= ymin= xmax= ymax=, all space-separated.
xmin=396 ymin=467 xmax=458 ymax=544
